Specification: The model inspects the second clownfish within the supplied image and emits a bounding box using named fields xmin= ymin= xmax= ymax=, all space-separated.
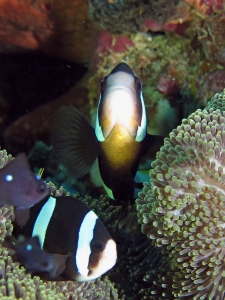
xmin=51 ymin=62 xmax=163 ymax=203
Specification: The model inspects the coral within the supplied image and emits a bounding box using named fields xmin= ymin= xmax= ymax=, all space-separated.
xmin=136 ymin=89 xmax=225 ymax=299
xmin=157 ymin=75 xmax=179 ymax=96
xmin=91 ymin=31 xmax=201 ymax=97
xmin=199 ymin=70 xmax=225 ymax=100
xmin=27 ymin=141 xmax=52 ymax=171
xmin=186 ymin=0 xmax=224 ymax=15
xmin=42 ymin=0 xmax=91 ymax=62
xmin=95 ymin=31 xmax=133 ymax=55
xmin=0 ymin=0 xmax=91 ymax=62
xmin=88 ymin=0 xmax=190 ymax=34
xmin=195 ymin=12 xmax=225 ymax=64
xmin=0 ymin=0 xmax=53 ymax=49
xmin=3 ymin=85 xmax=89 ymax=154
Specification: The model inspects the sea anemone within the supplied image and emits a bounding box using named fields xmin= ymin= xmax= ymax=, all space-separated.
xmin=136 ymin=89 xmax=225 ymax=299
xmin=0 ymin=246 xmax=119 ymax=300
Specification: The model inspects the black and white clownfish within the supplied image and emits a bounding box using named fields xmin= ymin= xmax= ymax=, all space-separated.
xmin=51 ymin=62 xmax=164 ymax=202
xmin=0 ymin=153 xmax=49 ymax=226
xmin=14 ymin=195 xmax=117 ymax=282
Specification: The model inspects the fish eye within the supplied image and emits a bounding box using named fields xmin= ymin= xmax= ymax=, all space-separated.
xmin=100 ymin=78 xmax=106 ymax=93
xmin=37 ymin=183 xmax=46 ymax=193
xmin=136 ymin=80 xmax=142 ymax=90
xmin=90 ymin=240 xmax=104 ymax=253
xmin=5 ymin=174 xmax=13 ymax=182
xmin=26 ymin=244 xmax=32 ymax=251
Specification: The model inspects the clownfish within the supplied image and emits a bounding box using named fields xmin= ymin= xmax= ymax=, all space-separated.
xmin=51 ymin=62 xmax=164 ymax=202
xmin=0 ymin=153 xmax=49 ymax=226
xmin=14 ymin=195 xmax=117 ymax=282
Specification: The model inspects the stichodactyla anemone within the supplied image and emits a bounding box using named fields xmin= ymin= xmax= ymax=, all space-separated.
xmin=137 ymin=88 xmax=225 ymax=299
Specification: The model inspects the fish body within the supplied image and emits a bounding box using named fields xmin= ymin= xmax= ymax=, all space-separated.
xmin=0 ymin=153 xmax=49 ymax=225
xmin=98 ymin=123 xmax=144 ymax=200
xmin=14 ymin=195 xmax=117 ymax=282
xmin=0 ymin=153 xmax=48 ymax=208
xmin=3 ymin=235 xmax=60 ymax=275
xmin=51 ymin=62 xmax=163 ymax=202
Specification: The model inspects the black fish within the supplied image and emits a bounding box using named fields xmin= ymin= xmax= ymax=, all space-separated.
xmin=51 ymin=62 xmax=164 ymax=202
xmin=0 ymin=153 xmax=49 ymax=226
xmin=14 ymin=195 xmax=117 ymax=282
xmin=3 ymin=235 xmax=69 ymax=277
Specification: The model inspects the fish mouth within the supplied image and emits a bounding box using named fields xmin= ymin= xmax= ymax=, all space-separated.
xmin=109 ymin=85 xmax=132 ymax=91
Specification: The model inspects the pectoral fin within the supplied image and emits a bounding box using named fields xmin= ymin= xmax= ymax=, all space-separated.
xmin=49 ymin=253 xmax=70 ymax=278
xmin=51 ymin=106 xmax=100 ymax=178
xmin=142 ymin=133 xmax=165 ymax=159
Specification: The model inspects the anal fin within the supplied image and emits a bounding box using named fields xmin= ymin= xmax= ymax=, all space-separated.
xmin=49 ymin=253 xmax=70 ymax=278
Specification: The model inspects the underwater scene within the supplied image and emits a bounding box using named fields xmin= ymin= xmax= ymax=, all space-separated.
xmin=0 ymin=0 xmax=225 ymax=299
